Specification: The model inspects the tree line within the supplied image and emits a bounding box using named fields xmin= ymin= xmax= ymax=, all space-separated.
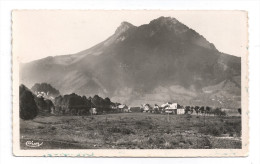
xmin=54 ymin=94 xmax=117 ymax=115
xmin=19 ymin=83 xmax=120 ymax=120
xmin=184 ymin=106 xmax=241 ymax=116
xmin=19 ymin=83 xmax=241 ymax=120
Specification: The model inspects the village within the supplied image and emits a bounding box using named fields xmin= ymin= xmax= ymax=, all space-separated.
xmin=33 ymin=88 xmax=240 ymax=117
xmin=104 ymin=102 xmax=240 ymax=117
xmin=110 ymin=102 xmax=184 ymax=114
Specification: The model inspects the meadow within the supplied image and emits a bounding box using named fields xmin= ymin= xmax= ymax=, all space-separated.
xmin=20 ymin=113 xmax=241 ymax=149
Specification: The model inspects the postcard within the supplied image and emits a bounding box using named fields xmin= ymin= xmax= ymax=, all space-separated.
xmin=12 ymin=10 xmax=248 ymax=157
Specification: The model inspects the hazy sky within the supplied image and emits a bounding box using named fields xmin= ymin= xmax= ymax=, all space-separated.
xmin=13 ymin=10 xmax=247 ymax=63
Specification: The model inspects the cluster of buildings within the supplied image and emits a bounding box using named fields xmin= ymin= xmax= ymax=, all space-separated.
xmin=113 ymin=102 xmax=185 ymax=115
xmin=35 ymin=91 xmax=55 ymax=100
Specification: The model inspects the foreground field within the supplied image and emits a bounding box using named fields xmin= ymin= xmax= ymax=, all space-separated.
xmin=20 ymin=113 xmax=241 ymax=149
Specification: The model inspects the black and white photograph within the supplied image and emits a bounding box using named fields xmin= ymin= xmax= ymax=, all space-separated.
xmin=11 ymin=10 xmax=248 ymax=157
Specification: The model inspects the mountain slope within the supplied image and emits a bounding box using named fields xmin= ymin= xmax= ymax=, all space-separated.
xmin=20 ymin=17 xmax=241 ymax=108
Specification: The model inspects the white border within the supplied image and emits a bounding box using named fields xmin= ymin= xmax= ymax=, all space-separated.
xmin=12 ymin=10 xmax=249 ymax=157
xmin=1 ymin=0 xmax=259 ymax=163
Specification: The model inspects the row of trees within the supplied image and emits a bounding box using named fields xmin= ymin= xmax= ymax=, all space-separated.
xmin=54 ymin=94 xmax=117 ymax=115
xmin=20 ymin=83 xmax=121 ymax=119
xmin=184 ymin=106 xmax=241 ymax=116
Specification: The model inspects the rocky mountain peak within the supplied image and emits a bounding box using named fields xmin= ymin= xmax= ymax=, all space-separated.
xmin=115 ymin=21 xmax=136 ymax=35
xmin=149 ymin=16 xmax=179 ymax=26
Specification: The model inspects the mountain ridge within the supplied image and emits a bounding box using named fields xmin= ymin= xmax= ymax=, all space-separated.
xmin=20 ymin=16 xmax=241 ymax=108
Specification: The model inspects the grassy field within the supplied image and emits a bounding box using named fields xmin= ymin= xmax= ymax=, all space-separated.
xmin=20 ymin=113 xmax=241 ymax=149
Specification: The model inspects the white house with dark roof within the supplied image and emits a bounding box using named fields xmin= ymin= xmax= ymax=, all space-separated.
xmin=161 ymin=102 xmax=184 ymax=114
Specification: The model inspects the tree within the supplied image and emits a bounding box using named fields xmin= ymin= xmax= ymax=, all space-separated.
xmin=199 ymin=106 xmax=205 ymax=114
xmin=190 ymin=106 xmax=194 ymax=114
xmin=20 ymin=84 xmax=38 ymax=120
xmin=194 ymin=106 xmax=200 ymax=115
xmin=54 ymin=93 xmax=91 ymax=115
xmin=92 ymin=95 xmax=101 ymax=107
xmin=184 ymin=106 xmax=191 ymax=114
xmin=104 ymin=97 xmax=111 ymax=105
xmin=45 ymin=99 xmax=54 ymax=113
xmin=34 ymin=97 xmax=51 ymax=113
xmin=102 ymin=97 xmax=111 ymax=113
xmin=205 ymin=106 xmax=211 ymax=115
xmin=213 ymin=107 xmax=226 ymax=117
xmin=214 ymin=107 xmax=221 ymax=116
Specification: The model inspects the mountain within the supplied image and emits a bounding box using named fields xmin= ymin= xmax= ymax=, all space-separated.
xmin=20 ymin=16 xmax=241 ymax=108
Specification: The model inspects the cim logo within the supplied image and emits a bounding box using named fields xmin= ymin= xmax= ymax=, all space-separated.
xmin=25 ymin=140 xmax=43 ymax=148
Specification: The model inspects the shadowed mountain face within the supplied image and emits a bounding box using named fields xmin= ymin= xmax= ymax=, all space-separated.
xmin=20 ymin=17 xmax=241 ymax=108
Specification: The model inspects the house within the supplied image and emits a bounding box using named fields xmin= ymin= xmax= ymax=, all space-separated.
xmin=125 ymin=107 xmax=131 ymax=113
xmin=142 ymin=104 xmax=152 ymax=112
xmin=177 ymin=107 xmax=185 ymax=115
xmin=118 ymin=104 xmax=129 ymax=112
xmin=36 ymin=91 xmax=47 ymax=98
xmin=35 ymin=91 xmax=55 ymax=99
xmin=110 ymin=104 xmax=119 ymax=113
xmin=152 ymin=104 xmax=161 ymax=114
xmin=161 ymin=102 xmax=177 ymax=109
xmin=89 ymin=108 xmax=97 ymax=115
xmin=161 ymin=102 xmax=184 ymax=115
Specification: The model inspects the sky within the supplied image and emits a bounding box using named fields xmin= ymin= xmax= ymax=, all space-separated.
xmin=12 ymin=10 xmax=248 ymax=63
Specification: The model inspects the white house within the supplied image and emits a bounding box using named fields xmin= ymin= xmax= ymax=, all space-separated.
xmin=142 ymin=104 xmax=152 ymax=112
xmin=118 ymin=104 xmax=129 ymax=112
xmin=90 ymin=108 xmax=97 ymax=115
xmin=161 ymin=102 xmax=184 ymax=115
xmin=176 ymin=108 xmax=185 ymax=115
xmin=161 ymin=102 xmax=177 ymax=109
